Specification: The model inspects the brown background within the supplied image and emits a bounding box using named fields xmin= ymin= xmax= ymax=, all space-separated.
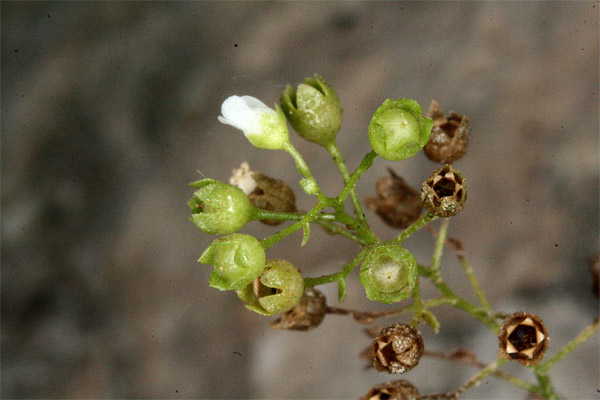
xmin=2 ymin=2 xmax=598 ymax=398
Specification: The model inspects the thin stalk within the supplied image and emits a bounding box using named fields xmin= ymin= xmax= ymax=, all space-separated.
xmin=325 ymin=141 xmax=375 ymax=241
xmin=536 ymin=318 xmax=600 ymax=375
xmin=395 ymin=213 xmax=438 ymax=243
xmin=283 ymin=142 xmax=327 ymax=202
xmin=535 ymin=372 xmax=562 ymax=400
xmin=260 ymin=203 xmax=326 ymax=250
xmin=337 ymin=151 xmax=377 ymax=207
xmin=304 ymin=247 xmax=368 ymax=287
xmin=410 ymin=277 xmax=423 ymax=327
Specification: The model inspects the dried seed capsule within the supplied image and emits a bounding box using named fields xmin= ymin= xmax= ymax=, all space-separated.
xmin=371 ymin=323 xmax=424 ymax=373
xmin=359 ymin=380 xmax=420 ymax=400
xmin=269 ymin=288 xmax=327 ymax=331
xmin=248 ymin=172 xmax=297 ymax=226
xmin=498 ymin=312 xmax=549 ymax=366
xmin=421 ymin=164 xmax=467 ymax=218
xmin=423 ymin=100 xmax=469 ymax=164
xmin=365 ymin=169 xmax=422 ymax=229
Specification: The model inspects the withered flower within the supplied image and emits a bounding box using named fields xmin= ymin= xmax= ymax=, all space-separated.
xmin=269 ymin=288 xmax=327 ymax=331
xmin=365 ymin=169 xmax=422 ymax=229
xmin=423 ymin=100 xmax=469 ymax=164
xmin=248 ymin=172 xmax=297 ymax=226
xmin=359 ymin=380 xmax=420 ymax=400
xmin=421 ymin=164 xmax=466 ymax=218
xmin=371 ymin=323 xmax=424 ymax=374
xmin=498 ymin=312 xmax=548 ymax=366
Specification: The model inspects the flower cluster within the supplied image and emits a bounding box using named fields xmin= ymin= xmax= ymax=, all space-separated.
xmin=186 ymin=74 xmax=594 ymax=399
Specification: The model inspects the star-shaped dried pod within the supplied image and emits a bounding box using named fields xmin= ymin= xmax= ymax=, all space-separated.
xmin=365 ymin=169 xmax=423 ymax=229
xmin=498 ymin=312 xmax=549 ymax=366
xmin=269 ymin=288 xmax=327 ymax=331
xmin=421 ymin=164 xmax=466 ymax=218
xmin=371 ymin=323 xmax=424 ymax=374
xmin=359 ymin=379 xmax=420 ymax=400
xmin=423 ymin=100 xmax=469 ymax=164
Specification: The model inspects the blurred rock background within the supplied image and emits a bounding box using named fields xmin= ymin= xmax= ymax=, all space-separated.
xmin=2 ymin=2 xmax=598 ymax=398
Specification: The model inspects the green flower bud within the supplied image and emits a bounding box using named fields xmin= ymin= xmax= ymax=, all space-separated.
xmin=199 ymin=234 xmax=266 ymax=291
xmin=360 ymin=242 xmax=417 ymax=304
xmin=280 ymin=74 xmax=343 ymax=146
xmin=188 ymin=179 xmax=254 ymax=234
xmin=236 ymin=259 xmax=304 ymax=316
xmin=368 ymin=99 xmax=432 ymax=161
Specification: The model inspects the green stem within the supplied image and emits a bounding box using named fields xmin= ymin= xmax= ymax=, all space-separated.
xmin=534 ymin=372 xmax=562 ymax=400
xmin=454 ymin=358 xmax=508 ymax=398
xmin=395 ymin=213 xmax=437 ymax=243
xmin=337 ymin=150 xmax=377 ymax=207
xmin=304 ymin=247 xmax=368 ymax=287
xmin=283 ymin=142 xmax=327 ymax=202
xmin=325 ymin=142 xmax=370 ymax=224
xmin=536 ymin=318 xmax=600 ymax=375
xmin=431 ymin=218 xmax=449 ymax=273
xmin=314 ymin=220 xmax=368 ymax=246
xmin=260 ymin=203 xmax=326 ymax=250
xmin=253 ymin=208 xmax=336 ymax=222
xmin=458 ymin=255 xmax=491 ymax=312
xmin=410 ymin=277 xmax=423 ymax=327
xmin=427 ymin=219 xmax=499 ymax=331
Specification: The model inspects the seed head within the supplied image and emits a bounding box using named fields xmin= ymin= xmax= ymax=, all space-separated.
xmin=421 ymin=164 xmax=466 ymax=218
xmin=371 ymin=323 xmax=424 ymax=374
xmin=423 ymin=100 xmax=469 ymax=164
xmin=360 ymin=380 xmax=420 ymax=400
xmin=498 ymin=312 xmax=548 ymax=366
xmin=365 ymin=169 xmax=422 ymax=229
xmin=269 ymin=288 xmax=327 ymax=331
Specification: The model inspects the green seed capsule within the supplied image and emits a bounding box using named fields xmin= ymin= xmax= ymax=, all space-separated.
xmin=360 ymin=242 xmax=417 ymax=304
xmin=188 ymin=179 xmax=254 ymax=234
xmin=199 ymin=233 xmax=266 ymax=291
xmin=237 ymin=259 xmax=304 ymax=316
xmin=368 ymin=99 xmax=432 ymax=161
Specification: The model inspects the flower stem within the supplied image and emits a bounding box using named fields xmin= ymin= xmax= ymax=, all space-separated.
xmin=535 ymin=317 xmax=600 ymax=375
xmin=304 ymin=247 xmax=368 ymax=287
xmin=395 ymin=213 xmax=438 ymax=243
xmin=534 ymin=372 xmax=562 ymax=400
xmin=283 ymin=142 xmax=327 ymax=201
xmin=260 ymin=202 xmax=326 ymax=250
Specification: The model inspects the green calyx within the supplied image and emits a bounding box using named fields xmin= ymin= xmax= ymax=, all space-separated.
xmin=200 ymin=234 xmax=266 ymax=291
xmin=360 ymin=242 xmax=417 ymax=304
xmin=250 ymin=105 xmax=290 ymax=150
xmin=236 ymin=259 xmax=305 ymax=316
xmin=280 ymin=74 xmax=343 ymax=146
xmin=188 ymin=179 xmax=254 ymax=234
xmin=368 ymin=98 xmax=432 ymax=161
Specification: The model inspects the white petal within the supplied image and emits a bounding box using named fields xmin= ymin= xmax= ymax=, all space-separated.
xmin=240 ymin=95 xmax=276 ymax=115
xmin=218 ymin=95 xmax=261 ymax=135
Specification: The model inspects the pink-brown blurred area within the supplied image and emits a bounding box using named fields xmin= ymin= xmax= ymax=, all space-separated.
xmin=2 ymin=2 xmax=598 ymax=398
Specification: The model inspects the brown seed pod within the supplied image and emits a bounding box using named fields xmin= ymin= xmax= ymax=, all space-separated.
xmin=248 ymin=172 xmax=297 ymax=225
xmin=423 ymin=100 xmax=469 ymax=164
xmin=371 ymin=323 xmax=424 ymax=374
xmin=359 ymin=379 xmax=420 ymax=400
xmin=421 ymin=164 xmax=466 ymax=218
xmin=365 ymin=169 xmax=423 ymax=229
xmin=268 ymin=288 xmax=327 ymax=331
xmin=498 ymin=312 xmax=548 ymax=366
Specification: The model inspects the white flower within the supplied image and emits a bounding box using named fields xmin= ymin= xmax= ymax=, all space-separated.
xmin=229 ymin=162 xmax=257 ymax=195
xmin=218 ymin=95 xmax=290 ymax=150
